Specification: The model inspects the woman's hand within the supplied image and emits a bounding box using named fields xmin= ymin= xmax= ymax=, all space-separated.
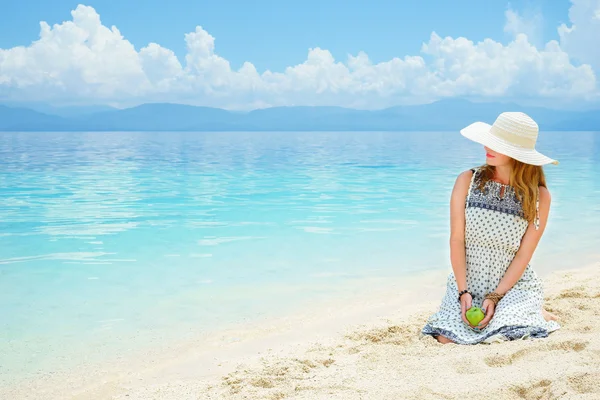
xmin=460 ymin=292 xmax=474 ymax=328
xmin=477 ymin=299 xmax=496 ymax=329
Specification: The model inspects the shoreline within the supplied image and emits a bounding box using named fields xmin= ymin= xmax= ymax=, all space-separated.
xmin=0 ymin=267 xmax=448 ymax=397
xmin=2 ymin=261 xmax=599 ymax=399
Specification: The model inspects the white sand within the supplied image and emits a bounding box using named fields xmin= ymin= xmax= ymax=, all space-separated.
xmin=2 ymin=263 xmax=599 ymax=400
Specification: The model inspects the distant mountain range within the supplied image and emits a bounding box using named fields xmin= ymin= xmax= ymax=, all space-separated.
xmin=0 ymin=101 xmax=116 ymax=118
xmin=0 ymin=99 xmax=598 ymax=132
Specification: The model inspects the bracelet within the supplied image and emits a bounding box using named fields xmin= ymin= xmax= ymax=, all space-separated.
xmin=484 ymin=292 xmax=504 ymax=306
xmin=458 ymin=290 xmax=471 ymax=303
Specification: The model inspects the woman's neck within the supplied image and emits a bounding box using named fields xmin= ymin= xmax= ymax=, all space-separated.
xmin=493 ymin=165 xmax=512 ymax=185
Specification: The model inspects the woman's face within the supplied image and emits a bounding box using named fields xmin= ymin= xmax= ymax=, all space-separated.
xmin=484 ymin=146 xmax=512 ymax=166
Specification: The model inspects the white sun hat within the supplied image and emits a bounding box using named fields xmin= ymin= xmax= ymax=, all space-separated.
xmin=460 ymin=112 xmax=558 ymax=166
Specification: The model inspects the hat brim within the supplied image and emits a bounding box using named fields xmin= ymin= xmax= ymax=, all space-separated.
xmin=460 ymin=122 xmax=559 ymax=166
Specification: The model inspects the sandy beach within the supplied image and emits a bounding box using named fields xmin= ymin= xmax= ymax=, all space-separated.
xmin=1 ymin=261 xmax=598 ymax=400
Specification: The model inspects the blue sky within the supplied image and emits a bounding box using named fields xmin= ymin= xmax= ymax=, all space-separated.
xmin=0 ymin=0 xmax=598 ymax=109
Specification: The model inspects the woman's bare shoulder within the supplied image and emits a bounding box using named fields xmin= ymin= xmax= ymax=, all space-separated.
xmin=455 ymin=169 xmax=475 ymax=186
xmin=451 ymin=169 xmax=475 ymax=198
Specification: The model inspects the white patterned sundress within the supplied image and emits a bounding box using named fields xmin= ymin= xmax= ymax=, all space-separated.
xmin=421 ymin=167 xmax=560 ymax=344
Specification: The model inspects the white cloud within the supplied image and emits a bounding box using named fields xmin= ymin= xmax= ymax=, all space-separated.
xmin=558 ymin=0 xmax=600 ymax=70
xmin=421 ymin=32 xmax=595 ymax=99
xmin=0 ymin=5 xmax=148 ymax=99
xmin=139 ymin=43 xmax=182 ymax=90
xmin=0 ymin=4 xmax=598 ymax=109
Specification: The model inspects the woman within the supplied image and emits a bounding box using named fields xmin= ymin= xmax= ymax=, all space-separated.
xmin=422 ymin=111 xmax=560 ymax=345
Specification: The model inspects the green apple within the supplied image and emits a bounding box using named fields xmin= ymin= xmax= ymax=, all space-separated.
xmin=466 ymin=307 xmax=485 ymax=326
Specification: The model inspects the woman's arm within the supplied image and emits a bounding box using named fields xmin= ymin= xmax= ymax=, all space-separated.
xmin=449 ymin=170 xmax=473 ymax=292
xmin=494 ymin=186 xmax=551 ymax=295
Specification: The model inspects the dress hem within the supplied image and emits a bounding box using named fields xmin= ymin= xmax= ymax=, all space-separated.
xmin=421 ymin=324 xmax=553 ymax=345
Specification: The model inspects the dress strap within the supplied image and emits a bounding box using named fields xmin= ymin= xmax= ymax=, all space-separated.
xmin=466 ymin=167 xmax=479 ymax=203
xmin=534 ymin=186 xmax=540 ymax=230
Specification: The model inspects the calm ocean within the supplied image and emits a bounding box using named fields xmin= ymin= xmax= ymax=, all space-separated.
xmin=1 ymin=130 xmax=599 ymax=382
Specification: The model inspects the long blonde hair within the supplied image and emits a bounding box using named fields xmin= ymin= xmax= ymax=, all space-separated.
xmin=477 ymin=161 xmax=546 ymax=224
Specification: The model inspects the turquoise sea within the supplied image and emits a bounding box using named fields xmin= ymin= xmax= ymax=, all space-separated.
xmin=1 ymin=130 xmax=599 ymax=383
